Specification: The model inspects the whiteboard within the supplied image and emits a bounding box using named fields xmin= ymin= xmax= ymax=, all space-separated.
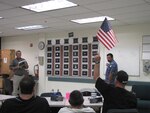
xmin=105 ymin=37 xmax=140 ymax=76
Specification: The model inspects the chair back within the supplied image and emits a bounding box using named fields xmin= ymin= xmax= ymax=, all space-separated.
xmin=132 ymin=85 xmax=150 ymax=100
xmin=107 ymin=109 xmax=139 ymax=113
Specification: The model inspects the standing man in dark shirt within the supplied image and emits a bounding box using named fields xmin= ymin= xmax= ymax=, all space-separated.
xmin=0 ymin=76 xmax=51 ymax=113
xmin=105 ymin=53 xmax=118 ymax=85
xmin=94 ymin=54 xmax=137 ymax=113
xmin=9 ymin=50 xmax=29 ymax=96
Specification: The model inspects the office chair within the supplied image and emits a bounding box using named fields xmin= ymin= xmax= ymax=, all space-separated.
xmin=40 ymin=92 xmax=62 ymax=113
xmin=107 ymin=109 xmax=139 ymax=113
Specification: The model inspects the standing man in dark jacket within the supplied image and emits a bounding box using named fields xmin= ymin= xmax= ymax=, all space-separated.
xmin=94 ymin=54 xmax=137 ymax=113
xmin=9 ymin=50 xmax=28 ymax=96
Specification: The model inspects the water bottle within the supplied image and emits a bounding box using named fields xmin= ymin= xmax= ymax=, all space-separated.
xmin=56 ymin=89 xmax=61 ymax=96
xmin=51 ymin=89 xmax=54 ymax=95
xmin=57 ymin=89 xmax=59 ymax=93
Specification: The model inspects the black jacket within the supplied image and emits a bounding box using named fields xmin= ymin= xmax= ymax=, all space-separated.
xmin=0 ymin=96 xmax=51 ymax=113
xmin=95 ymin=78 xmax=137 ymax=113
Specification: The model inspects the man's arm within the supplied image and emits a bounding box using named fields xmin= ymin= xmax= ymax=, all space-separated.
xmin=18 ymin=59 xmax=29 ymax=69
xmin=22 ymin=60 xmax=29 ymax=69
xmin=0 ymin=101 xmax=7 ymax=113
xmin=25 ymin=61 xmax=29 ymax=69
xmin=94 ymin=54 xmax=112 ymax=96
xmin=94 ymin=54 xmax=101 ymax=80
xmin=9 ymin=60 xmax=19 ymax=71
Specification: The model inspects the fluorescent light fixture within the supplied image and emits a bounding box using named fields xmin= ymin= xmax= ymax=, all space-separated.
xmin=0 ymin=17 xmax=3 ymax=19
xmin=16 ymin=25 xmax=47 ymax=30
xmin=71 ymin=16 xmax=115 ymax=24
xmin=21 ymin=0 xmax=77 ymax=12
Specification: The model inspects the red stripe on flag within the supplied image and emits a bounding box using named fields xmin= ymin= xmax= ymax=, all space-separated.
xmin=99 ymin=29 xmax=115 ymax=47
xmin=97 ymin=30 xmax=114 ymax=50
xmin=107 ymin=31 xmax=116 ymax=43
xmin=97 ymin=32 xmax=112 ymax=50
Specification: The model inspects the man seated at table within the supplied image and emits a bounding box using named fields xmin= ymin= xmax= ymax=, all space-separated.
xmin=94 ymin=54 xmax=137 ymax=113
xmin=0 ymin=76 xmax=51 ymax=113
xmin=58 ymin=90 xmax=96 ymax=113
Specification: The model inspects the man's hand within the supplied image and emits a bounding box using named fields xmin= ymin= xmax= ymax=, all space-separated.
xmin=94 ymin=54 xmax=101 ymax=63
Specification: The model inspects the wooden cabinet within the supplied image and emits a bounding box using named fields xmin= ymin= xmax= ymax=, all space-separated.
xmin=0 ymin=49 xmax=15 ymax=75
xmin=0 ymin=76 xmax=3 ymax=92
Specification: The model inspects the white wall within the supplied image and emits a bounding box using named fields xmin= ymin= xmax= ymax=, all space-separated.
xmin=1 ymin=34 xmax=39 ymax=75
xmin=2 ymin=23 xmax=150 ymax=96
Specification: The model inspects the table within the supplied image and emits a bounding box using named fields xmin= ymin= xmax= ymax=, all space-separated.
xmin=0 ymin=94 xmax=103 ymax=113
xmin=45 ymin=96 xmax=103 ymax=107
xmin=0 ymin=94 xmax=103 ymax=107
xmin=0 ymin=94 xmax=15 ymax=101
xmin=0 ymin=94 xmax=15 ymax=107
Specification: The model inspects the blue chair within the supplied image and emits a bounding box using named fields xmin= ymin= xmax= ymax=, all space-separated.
xmin=132 ymin=85 xmax=150 ymax=113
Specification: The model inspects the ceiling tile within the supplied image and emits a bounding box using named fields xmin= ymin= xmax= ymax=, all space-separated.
xmin=69 ymin=0 xmax=107 ymax=5
xmin=42 ymin=6 xmax=92 ymax=18
xmin=84 ymin=0 xmax=145 ymax=11
xmin=0 ymin=0 xmax=48 ymax=7
xmin=59 ymin=12 xmax=102 ymax=21
xmin=0 ymin=8 xmax=33 ymax=18
xmin=98 ymin=3 xmax=150 ymax=16
xmin=0 ymin=0 xmax=150 ymax=37
xmin=0 ymin=2 xmax=14 ymax=10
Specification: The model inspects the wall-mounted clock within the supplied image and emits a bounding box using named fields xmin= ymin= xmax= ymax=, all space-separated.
xmin=38 ymin=41 xmax=45 ymax=50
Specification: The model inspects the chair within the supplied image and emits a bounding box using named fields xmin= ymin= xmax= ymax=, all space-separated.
xmin=107 ymin=109 xmax=139 ymax=113
xmin=132 ymin=85 xmax=150 ymax=113
xmin=40 ymin=92 xmax=62 ymax=113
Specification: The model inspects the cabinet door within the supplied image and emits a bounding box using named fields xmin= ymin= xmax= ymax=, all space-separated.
xmin=1 ymin=49 xmax=15 ymax=75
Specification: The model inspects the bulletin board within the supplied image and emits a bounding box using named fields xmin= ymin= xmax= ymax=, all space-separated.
xmin=46 ymin=36 xmax=99 ymax=78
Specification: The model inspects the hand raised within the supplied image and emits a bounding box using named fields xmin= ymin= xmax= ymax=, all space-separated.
xmin=94 ymin=54 xmax=101 ymax=62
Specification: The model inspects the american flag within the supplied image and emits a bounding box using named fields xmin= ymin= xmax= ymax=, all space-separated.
xmin=96 ymin=18 xmax=117 ymax=50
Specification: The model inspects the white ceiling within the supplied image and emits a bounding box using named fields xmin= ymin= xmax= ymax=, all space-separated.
xmin=0 ymin=0 xmax=150 ymax=37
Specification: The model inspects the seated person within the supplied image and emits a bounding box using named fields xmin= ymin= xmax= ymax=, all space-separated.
xmin=58 ymin=90 xmax=96 ymax=113
xmin=94 ymin=54 xmax=137 ymax=113
xmin=0 ymin=76 xmax=51 ymax=113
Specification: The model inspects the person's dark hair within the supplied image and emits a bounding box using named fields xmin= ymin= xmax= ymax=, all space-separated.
xmin=116 ymin=70 xmax=128 ymax=84
xmin=16 ymin=50 xmax=21 ymax=55
xmin=107 ymin=53 xmax=113 ymax=58
xmin=19 ymin=76 xmax=35 ymax=94
xmin=69 ymin=90 xmax=84 ymax=107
